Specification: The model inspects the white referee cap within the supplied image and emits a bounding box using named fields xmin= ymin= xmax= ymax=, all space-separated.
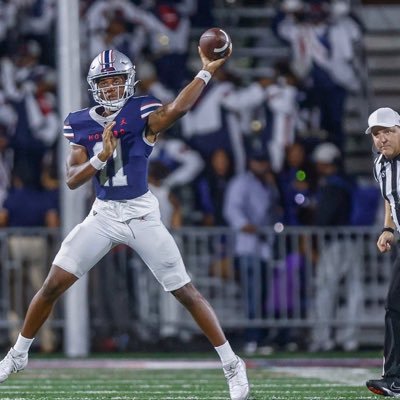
xmin=365 ymin=107 xmax=400 ymax=134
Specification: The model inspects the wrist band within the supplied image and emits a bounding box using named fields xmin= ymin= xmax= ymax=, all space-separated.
xmin=382 ymin=227 xmax=395 ymax=234
xmin=90 ymin=155 xmax=107 ymax=170
xmin=195 ymin=70 xmax=212 ymax=85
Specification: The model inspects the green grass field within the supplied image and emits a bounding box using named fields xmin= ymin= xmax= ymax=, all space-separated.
xmin=0 ymin=357 xmax=383 ymax=400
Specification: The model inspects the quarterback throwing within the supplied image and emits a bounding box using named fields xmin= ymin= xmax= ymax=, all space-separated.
xmin=0 ymin=46 xmax=250 ymax=400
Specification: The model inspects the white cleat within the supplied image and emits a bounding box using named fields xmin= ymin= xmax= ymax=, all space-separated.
xmin=0 ymin=348 xmax=28 ymax=383
xmin=223 ymin=356 xmax=250 ymax=400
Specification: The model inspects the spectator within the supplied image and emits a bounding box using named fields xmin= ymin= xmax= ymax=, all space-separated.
xmin=136 ymin=60 xmax=175 ymax=104
xmin=2 ymin=40 xmax=42 ymax=85
xmin=0 ymin=171 xmax=59 ymax=353
xmin=197 ymin=148 xmax=234 ymax=227
xmin=313 ymin=142 xmax=353 ymax=226
xmin=223 ymin=150 xmax=281 ymax=354
xmin=86 ymin=0 xmax=147 ymax=64
xmin=18 ymin=0 xmax=56 ymax=66
xmin=148 ymin=160 xmax=182 ymax=230
xmin=149 ymin=133 xmax=204 ymax=190
xmin=196 ymin=149 xmax=235 ymax=283
xmin=146 ymin=1 xmax=192 ymax=91
xmin=263 ymin=65 xmax=299 ymax=172
xmin=89 ymin=0 xmax=194 ymax=91
xmin=0 ymin=111 xmax=14 ymax=208
xmin=274 ymin=0 xmax=361 ymax=150
xmin=223 ymin=63 xmax=299 ymax=172
xmin=181 ymin=68 xmax=246 ymax=174
xmin=278 ymin=141 xmax=317 ymax=225
xmin=1 ymin=58 xmax=58 ymax=189
xmin=309 ymin=142 xmax=363 ymax=352
xmin=350 ymin=177 xmax=380 ymax=226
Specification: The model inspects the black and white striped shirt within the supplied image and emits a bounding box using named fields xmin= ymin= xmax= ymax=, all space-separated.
xmin=374 ymin=153 xmax=400 ymax=231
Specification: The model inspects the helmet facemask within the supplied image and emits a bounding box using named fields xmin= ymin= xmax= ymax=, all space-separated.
xmin=87 ymin=50 xmax=138 ymax=111
xmin=89 ymin=72 xmax=135 ymax=111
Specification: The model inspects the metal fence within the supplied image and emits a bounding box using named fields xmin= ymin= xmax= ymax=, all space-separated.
xmin=0 ymin=226 xmax=394 ymax=350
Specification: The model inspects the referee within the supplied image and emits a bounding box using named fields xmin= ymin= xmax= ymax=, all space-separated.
xmin=365 ymin=107 xmax=400 ymax=397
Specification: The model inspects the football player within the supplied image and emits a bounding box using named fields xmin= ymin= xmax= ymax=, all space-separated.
xmin=0 ymin=47 xmax=250 ymax=400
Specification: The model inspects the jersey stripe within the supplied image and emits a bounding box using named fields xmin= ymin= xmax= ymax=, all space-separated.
xmin=140 ymin=103 xmax=162 ymax=119
xmin=63 ymin=124 xmax=74 ymax=139
xmin=373 ymin=154 xmax=382 ymax=182
xmin=391 ymin=162 xmax=400 ymax=228
xmin=140 ymin=102 xmax=162 ymax=111
xmin=141 ymin=109 xmax=160 ymax=119
xmin=375 ymin=154 xmax=400 ymax=232
xmin=101 ymin=49 xmax=115 ymax=70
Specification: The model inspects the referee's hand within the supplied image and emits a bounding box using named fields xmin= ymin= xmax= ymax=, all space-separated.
xmin=377 ymin=232 xmax=394 ymax=253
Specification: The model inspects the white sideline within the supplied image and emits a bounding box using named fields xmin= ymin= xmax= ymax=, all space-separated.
xmin=272 ymin=366 xmax=373 ymax=386
xmin=28 ymin=359 xmax=222 ymax=370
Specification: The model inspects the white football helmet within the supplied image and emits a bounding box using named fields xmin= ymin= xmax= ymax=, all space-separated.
xmin=87 ymin=49 xmax=137 ymax=111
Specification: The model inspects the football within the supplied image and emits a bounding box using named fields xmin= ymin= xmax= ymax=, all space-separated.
xmin=199 ymin=28 xmax=232 ymax=60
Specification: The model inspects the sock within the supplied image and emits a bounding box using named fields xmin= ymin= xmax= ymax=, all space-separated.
xmin=13 ymin=334 xmax=34 ymax=353
xmin=215 ymin=341 xmax=237 ymax=366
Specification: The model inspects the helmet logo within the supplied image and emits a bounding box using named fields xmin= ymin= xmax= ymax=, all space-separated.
xmin=100 ymin=50 xmax=116 ymax=73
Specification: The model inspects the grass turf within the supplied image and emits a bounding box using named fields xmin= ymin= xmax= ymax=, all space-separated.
xmin=0 ymin=365 xmax=381 ymax=400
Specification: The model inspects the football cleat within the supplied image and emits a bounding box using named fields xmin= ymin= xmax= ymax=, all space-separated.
xmin=223 ymin=356 xmax=250 ymax=400
xmin=0 ymin=348 xmax=28 ymax=383
xmin=366 ymin=377 xmax=400 ymax=397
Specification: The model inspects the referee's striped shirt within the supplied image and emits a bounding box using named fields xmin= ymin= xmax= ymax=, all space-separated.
xmin=374 ymin=153 xmax=400 ymax=231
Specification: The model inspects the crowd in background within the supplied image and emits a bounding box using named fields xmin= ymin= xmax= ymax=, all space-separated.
xmin=0 ymin=0 xmax=384 ymax=353
xmin=0 ymin=0 xmax=380 ymax=231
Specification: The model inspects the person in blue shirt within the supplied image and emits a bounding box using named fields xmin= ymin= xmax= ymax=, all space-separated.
xmin=0 ymin=48 xmax=250 ymax=400
xmin=0 ymin=172 xmax=59 ymax=353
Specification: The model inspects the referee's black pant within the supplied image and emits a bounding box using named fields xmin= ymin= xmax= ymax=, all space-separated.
xmin=384 ymin=255 xmax=400 ymax=376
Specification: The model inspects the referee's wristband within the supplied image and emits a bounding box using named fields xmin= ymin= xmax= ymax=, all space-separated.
xmin=382 ymin=227 xmax=395 ymax=234
xmin=90 ymin=155 xmax=107 ymax=170
xmin=195 ymin=70 xmax=212 ymax=85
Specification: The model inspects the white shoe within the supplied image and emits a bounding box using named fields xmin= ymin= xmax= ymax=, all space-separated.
xmin=223 ymin=356 xmax=250 ymax=400
xmin=0 ymin=348 xmax=28 ymax=383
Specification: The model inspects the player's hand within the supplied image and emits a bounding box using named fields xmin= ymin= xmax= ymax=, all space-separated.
xmin=377 ymin=231 xmax=394 ymax=253
xmin=198 ymin=45 xmax=232 ymax=74
xmin=98 ymin=121 xmax=117 ymax=161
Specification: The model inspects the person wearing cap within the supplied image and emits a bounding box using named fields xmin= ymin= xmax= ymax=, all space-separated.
xmin=312 ymin=142 xmax=353 ymax=226
xmin=365 ymin=107 xmax=400 ymax=396
xmin=309 ymin=142 xmax=362 ymax=352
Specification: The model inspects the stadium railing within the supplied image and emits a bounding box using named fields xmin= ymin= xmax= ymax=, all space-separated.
xmin=0 ymin=226 xmax=392 ymax=349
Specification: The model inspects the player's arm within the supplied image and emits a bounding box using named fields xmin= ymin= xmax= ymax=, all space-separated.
xmin=66 ymin=122 xmax=117 ymax=189
xmin=377 ymin=199 xmax=396 ymax=253
xmin=145 ymin=47 xmax=232 ymax=142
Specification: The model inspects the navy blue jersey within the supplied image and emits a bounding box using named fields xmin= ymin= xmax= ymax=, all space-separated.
xmin=63 ymin=96 xmax=162 ymax=200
